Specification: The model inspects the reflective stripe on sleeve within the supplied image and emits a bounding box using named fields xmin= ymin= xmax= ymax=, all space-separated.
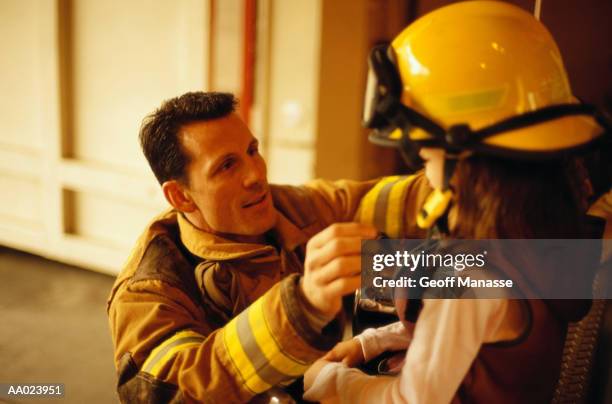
xmin=222 ymin=294 xmax=309 ymax=394
xmin=358 ymin=176 xmax=402 ymax=225
xmin=358 ymin=175 xmax=416 ymax=238
xmin=386 ymin=175 xmax=416 ymax=238
xmin=141 ymin=330 xmax=205 ymax=377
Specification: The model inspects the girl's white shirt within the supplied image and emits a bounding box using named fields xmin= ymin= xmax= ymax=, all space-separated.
xmin=304 ymin=298 xmax=515 ymax=404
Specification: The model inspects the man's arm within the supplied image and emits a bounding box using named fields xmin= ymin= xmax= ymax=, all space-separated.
xmin=353 ymin=172 xmax=432 ymax=238
xmin=303 ymin=172 xmax=432 ymax=238
xmin=303 ymin=178 xmax=379 ymax=225
xmin=109 ymin=274 xmax=342 ymax=403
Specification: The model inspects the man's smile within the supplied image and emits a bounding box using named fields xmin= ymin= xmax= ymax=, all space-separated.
xmin=242 ymin=191 xmax=268 ymax=208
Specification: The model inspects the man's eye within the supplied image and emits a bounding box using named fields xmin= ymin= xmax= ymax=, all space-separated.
xmin=248 ymin=145 xmax=259 ymax=156
xmin=220 ymin=159 xmax=235 ymax=171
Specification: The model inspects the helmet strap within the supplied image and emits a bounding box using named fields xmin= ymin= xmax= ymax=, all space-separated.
xmin=442 ymin=154 xmax=458 ymax=191
xmin=434 ymin=155 xmax=459 ymax=235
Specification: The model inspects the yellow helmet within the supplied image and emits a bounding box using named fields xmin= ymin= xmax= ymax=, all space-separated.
xmin=363 ymin=0 xmax=610 ymax=228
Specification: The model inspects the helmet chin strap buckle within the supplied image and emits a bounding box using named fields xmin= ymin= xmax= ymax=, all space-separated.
xmin=417 ymin=188 xmax=453 ymax=229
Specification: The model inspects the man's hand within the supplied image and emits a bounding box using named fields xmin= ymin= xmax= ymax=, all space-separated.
xmin=323 ymin=339 xmax=365 ymax=367
xmin=301 ymin=222 xmax=377 ymax=318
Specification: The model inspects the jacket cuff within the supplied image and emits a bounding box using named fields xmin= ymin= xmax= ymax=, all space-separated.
xmin=280 ymin=274 xmax=343 ymax=352
xmin=295 ymin=277 xmax=336 ymax=332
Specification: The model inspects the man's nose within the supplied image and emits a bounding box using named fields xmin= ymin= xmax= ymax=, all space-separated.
xmin=243 ymin=159 xmax=265 ymax=189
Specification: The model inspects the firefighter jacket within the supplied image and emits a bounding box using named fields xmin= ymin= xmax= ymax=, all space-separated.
xmin=107 ymin=174 xmax=431 ymax=403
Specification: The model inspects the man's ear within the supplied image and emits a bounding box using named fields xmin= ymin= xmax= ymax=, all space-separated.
xmin=161 ymin=180 xmax=197 ymax=213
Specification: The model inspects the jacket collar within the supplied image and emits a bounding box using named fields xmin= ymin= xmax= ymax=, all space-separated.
xmin=177 ymin=210 xmax=309 ymax=261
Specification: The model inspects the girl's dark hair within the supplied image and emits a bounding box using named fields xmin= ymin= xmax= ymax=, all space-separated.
xmin=451 ymin=155 xmax=589 ymax=239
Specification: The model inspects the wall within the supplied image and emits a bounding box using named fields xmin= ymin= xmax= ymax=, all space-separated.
xmin=0 ymin=0 xmax=208 ymax=274
xmin=0 ymin=0 xmax=420 ymax=273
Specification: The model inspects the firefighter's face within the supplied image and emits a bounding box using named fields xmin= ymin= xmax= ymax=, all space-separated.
xmin=179 ymin=113 xmax=277 ymax=236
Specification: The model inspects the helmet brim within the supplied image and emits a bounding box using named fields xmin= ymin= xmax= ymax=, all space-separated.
xmin=479 ymin=114 xmax=604 ymax=155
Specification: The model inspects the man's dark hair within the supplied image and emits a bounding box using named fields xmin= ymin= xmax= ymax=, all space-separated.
xmin=139 ymin=91 xmax=237 ymax=184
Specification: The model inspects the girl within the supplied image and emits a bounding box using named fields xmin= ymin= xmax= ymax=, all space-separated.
xmin=303 ymin=2 xmax=609 ymax=403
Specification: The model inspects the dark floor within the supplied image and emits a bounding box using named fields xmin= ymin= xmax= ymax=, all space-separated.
xmin=0 ymin=245 xmax=610 ymax=404
xmin=0 ymin=246 xmax=117 ymax=404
